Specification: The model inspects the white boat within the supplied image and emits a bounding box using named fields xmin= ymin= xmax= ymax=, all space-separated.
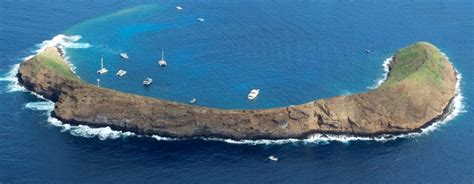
xmin=189 ymin=98 xmax=197 ymax=104
xmin=120 ymin=52 xmax=129 ymax=59
xmin=268 ymin=155 xmax=278 ymax=161
xmin=143 ymin=78 xmax=153 ymax=86
xmin=97 ymin=57 xmax=108 ymax=74
xmin=365 ymin=49 xmax=371 ymax=53
xmin=248 ymin=89 xmax=260 ymax=100
xmin=158 ymin=49 xmax=167 ymax=67
xmin=197 ymin=18 xmax=205 ymax=22
xmin=176 ymin=6 xmax=183 ymax=11
xmin=116 ymin=70 xmax=127 ymax=77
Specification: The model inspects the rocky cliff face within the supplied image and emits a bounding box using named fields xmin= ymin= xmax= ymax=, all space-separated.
xmin=17 ymin=43 xmax=457 ymax=139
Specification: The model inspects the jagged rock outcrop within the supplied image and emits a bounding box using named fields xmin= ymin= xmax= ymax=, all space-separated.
xmin=17 ymin=42 xmax=457 ymax=139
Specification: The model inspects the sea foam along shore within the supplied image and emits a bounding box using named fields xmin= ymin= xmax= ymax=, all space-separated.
xmin=0 ymin=34 xmax=91 ymax=92
xmin=1 ymin=34 xmax=136 ymax=141
xmin=368 ymin=56 xmax=392 ymax=89
xmin=2 ymin=35 xmax=466 ymax=145
xmin=24 ymin=99 xmax=136 ymax=140
xmin=25 ymin=34 xmax=91 ymax=74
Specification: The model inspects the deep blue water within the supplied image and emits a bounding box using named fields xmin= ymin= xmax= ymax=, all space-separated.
xmin=1 ymin=0 xmax=473 ymax=183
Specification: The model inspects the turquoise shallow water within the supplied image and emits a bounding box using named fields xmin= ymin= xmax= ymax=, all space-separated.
xmin=64 ymin=2 xmax=399 ymax=109
xmin=0 ymin=1 xmax=473 ymax=183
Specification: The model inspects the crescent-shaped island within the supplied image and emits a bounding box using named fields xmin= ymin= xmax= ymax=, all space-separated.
xmin=17 ymin=42 xmax=457 ymax=140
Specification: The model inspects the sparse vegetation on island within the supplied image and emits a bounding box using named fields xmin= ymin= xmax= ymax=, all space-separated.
xmin=382 ymin=42 xmax=446 ymax=88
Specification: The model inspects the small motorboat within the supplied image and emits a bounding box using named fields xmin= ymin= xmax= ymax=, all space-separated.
xmin=97 ymin=57 xmax=108 ymax=74
xmin=365 ymin=49 xmax=371 ymax=53
xmin=120 ymin=52 xmax=129 ymax=59
xmin=197 ymin=18 xmax=205 ymax=22
xmin=189 ymin=98 xmax=197 ymax=104
xmin=143 ymin=78 xmax=153 ymax=86
xmin=116 ymin=70 xmax=127 ymax=77
xmin=176 ymin=6 xmax=183 ymax=11
xmin=158 ymin=49 xmax=167 ymax=67
xmin=268 ymin=155 xmax=278 ymax=161
xmin=248 ymin=89 xmax=260 ymax=100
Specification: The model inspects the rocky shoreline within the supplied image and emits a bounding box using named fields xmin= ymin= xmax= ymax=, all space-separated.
xmin=17 ymin=42 xmax=458 ymax=140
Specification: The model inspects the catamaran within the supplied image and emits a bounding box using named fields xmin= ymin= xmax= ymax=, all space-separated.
xmin=120 ymin=52 xmax=129 ymax=59
xmin=116 ymin=70 xmax=127 ymax=77
xmin=97 ymin=57 xmax=108 ymax=74
xmin=158 ymin=49 xmax=167 ymax=67
xmin=248 ymin=89 xmax=260 ymax=100
xmin=143 ymin=78 xmax=153 ymax=86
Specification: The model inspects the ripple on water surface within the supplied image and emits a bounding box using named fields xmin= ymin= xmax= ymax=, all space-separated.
xmin=63 ymin=3 xmax=386 ymax=110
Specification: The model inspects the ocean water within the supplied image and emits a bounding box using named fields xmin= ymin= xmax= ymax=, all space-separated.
xmin=1 ymin=1 xmax=473 ymax=183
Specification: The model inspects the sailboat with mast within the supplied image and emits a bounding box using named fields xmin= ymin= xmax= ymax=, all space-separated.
xmin=97 ymin=57 xmax=108 ymax=74
xmin=158 ymin=49 xmax=167 ymax=67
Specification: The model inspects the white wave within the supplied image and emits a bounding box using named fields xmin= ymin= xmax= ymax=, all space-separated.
xmin=368 ymin=56 xmax=392 ymax=89
xmin=1 ymin=34 xmax=89 ymax=93
xmin=62 ymin=55 xmax=78 ymax=74
xmin=0 ymin=64 xmax=19 ymax=81
xmin=22 ymin=34 xmax=90 ymax=61
xmin=151 ymin=135 xmax=181 ymax=141
xmin=21 ymin=97 xmax=135 ymax=140
xmin=31 ymin=34 xmax=89 ymax=74
xmin=202 ymin=133 xmax=394 ymax=145
xmin=64 ymin=124 xmax=135 ymax=140
xmin=202 ymin=137 xmax=311 ymax=145
xmin=0 ymin=64 xmax=26 ymax=92
xmin=25 ymin=101 xmax=55 ymax=111
xmin=46 ymin=110 xmax=135 ymax=140
xmin=418 ymin=70 xmax=465 ymax=133
xmin=33 ymin=34 xmax=91 ymax=53
xmin=51 ymin=120 xmax=136 ymax=141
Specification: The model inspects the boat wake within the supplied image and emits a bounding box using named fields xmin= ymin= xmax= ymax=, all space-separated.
xmin=2 ymin=35 xmax=466 ymax=145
